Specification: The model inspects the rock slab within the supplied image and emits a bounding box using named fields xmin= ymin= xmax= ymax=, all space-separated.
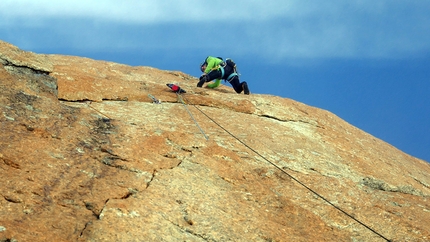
xmin=1 ymin=40 xmax=429 ymax=242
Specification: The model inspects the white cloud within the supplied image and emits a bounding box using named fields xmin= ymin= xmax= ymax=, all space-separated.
xmin=0 ymin=0 xmax=296 ymax=24
xmin=233 ymin=1 xmax=430 ymax=61
xmin=2 ymin=0 xmax=430 ymax=61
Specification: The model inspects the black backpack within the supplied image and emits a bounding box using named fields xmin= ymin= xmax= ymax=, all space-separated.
xmin=225 ymin=58 xmax=236 ymax=69
xmin=215 ymin=57 xmax=238 ymax=74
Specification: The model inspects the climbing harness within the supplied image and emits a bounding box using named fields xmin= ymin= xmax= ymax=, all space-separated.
xmin=216 ymin=65 xmax=238 ymax=83
xmin=226 ymin=72 xmax=238 ymax=83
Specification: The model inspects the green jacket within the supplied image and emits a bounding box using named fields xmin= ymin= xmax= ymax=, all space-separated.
xmin=203 ymin=56 xmax=224 ymax=88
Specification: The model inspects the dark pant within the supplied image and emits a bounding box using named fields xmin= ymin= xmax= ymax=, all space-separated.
xmin=207 ymin=65 xmax=245 ymax=93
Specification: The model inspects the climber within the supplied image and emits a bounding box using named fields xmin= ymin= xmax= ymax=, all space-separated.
xmin=197 ymin=56 xmax=250 ymax=95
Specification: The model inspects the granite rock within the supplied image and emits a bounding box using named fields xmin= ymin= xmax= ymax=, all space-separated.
xmin=1 ymin=40 xmax=429 ymax=242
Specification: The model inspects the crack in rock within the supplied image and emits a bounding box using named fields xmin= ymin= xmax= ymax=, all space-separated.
xmin=59 ymin=98 xmax=128 ymax=103
xmin=97 ymin=199 xmax=111 ymax=220
xmin=413 ymin=177 xmax=430 ymax=189
xmin=259 ymin=114 xmax=323 ymax=128
xmin=79 ymin=221 xmax=92 ymax=238
xmin=1 ymin=157 xmax=21 ymax=169
xmin=163 ymin=214 xmax=213 ymax=242
xmin=98 ymin=148 xmax=148 ymax=175
xmin=3 ymin=194 xmax=22 ymax=203
xmin=99 ymin=155 xmax=141 ymax=174
xmin=1 ymin=58 xmax=50 ymax=76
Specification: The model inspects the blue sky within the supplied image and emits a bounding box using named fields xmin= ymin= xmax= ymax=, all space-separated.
xmin=2 ymin=0 xmax=429 ymax=162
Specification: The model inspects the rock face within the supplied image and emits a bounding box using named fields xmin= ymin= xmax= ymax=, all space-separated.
xmin=1 ymin=40 xmax=429 ymax=242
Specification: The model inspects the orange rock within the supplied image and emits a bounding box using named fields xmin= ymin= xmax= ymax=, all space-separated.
xmin=1 ymin=40 xmax=429 ymax=242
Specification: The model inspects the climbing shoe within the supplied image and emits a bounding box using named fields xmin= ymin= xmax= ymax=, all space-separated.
xmin=242 ymin=82 xmax=250 ymax=95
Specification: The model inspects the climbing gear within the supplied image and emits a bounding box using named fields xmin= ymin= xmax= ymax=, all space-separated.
xmin=219 ymin=58 xmax=239 ymax=82
xmin=226 ymin=72 xmax=238 ymax=82
xmin=148 ymin=94 xmax=161 ymax=104
xmin=166 ymin=83 xmax=186 ymax=93
xmin=219 ymin=66 xmax=225 ymax=80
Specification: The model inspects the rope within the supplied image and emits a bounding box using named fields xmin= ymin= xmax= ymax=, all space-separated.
xmin=188 ymin=101 xmax=391 ymax=242
xmin=176 ymin=93 xmax=209 ymax=140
